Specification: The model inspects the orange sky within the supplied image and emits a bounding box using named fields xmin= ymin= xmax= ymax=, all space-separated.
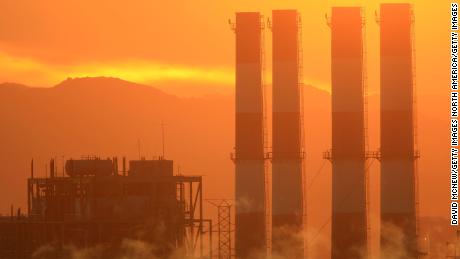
xmin=0 ymin=2 xmax=452 ymax=253
xmin=0 ymin=0 xmax=448 ymax=96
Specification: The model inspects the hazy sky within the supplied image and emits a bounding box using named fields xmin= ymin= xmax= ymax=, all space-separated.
xmin=0 ymin=0 xmax=448 ymax=95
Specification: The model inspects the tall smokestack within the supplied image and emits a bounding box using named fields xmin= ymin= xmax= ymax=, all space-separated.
xmin=380 ymin=3 xmax=418 ymax=258
xmin=329 ymin=7 xmax=368 ymax=259
xmin=271 ymin=9 xmax=305 ymax=258
xmin=233 ymin=12 xmax=267 ymax=258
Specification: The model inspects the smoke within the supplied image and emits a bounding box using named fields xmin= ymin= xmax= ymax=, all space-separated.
xmin=235 ymin=196 xmax=265 ymax=212
xmin=32 ymin=239 xmax=195 ymax=259
xmin=30 ymin=214 xmax=201 ymax=259
xmin=242 ymin=221 xmax=413 ymax=259
xmin=379 ymin=222 xmax=411 ymax=259
xmin=32 ymin=243 xmax=105 ymax=259
xmin=239 ymin=224 xmax=330 ymax=259
xmin=235 ymin=196 xmax=253 ymax=212
xmin=116 ymin=239 xmax=157 ymax=259
xmin=270 ymin=224 xmax=305 ymax=259
xmin=29 ymin=220 xmax=417 ymax=259
xmin=304 ymin=226 xmax=330 ymax=259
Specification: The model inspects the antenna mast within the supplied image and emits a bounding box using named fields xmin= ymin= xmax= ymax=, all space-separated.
xmin=161 ymin=121 xmax=166 ymax=158
xmin=137 ymin=139 xmax=141 ymax=159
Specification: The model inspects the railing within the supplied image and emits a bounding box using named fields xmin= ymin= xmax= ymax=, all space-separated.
xmin=322 ymin=149 xmax=420 ymax=161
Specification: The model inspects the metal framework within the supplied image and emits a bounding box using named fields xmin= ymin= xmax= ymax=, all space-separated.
xmin=207 ymin=200 xmax=234 ymax=259
xmin=217 ymin=202 xmax=232 ymax=259
xmin=1 ymin=157 xmax=212 ymax=259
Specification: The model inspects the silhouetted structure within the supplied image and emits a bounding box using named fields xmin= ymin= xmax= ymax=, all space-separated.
xmin=271 ymin=9 xmax=305 ymax=258
xmin=231 ymin=12 xmax=267 ymax=259
xmin=326 ymin=7 xmax=368 ymax=259
xmin=379 ymin=3 xmax=419 ymax=258
xmin=0 ymin=157 xmax=210 ymax=259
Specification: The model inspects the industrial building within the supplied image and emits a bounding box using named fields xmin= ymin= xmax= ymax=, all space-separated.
xmin=0 ymin=157 xmax=210 ymax=259
xmin=232 ymin=12 xmax=268 ymax=258
xmin=379 ymin=3 xmax=419 ymax=258
xmin=327 ymin=7 xmax=368 ymax=259
xmin=271 ymin=9 xmax=305 ymax=259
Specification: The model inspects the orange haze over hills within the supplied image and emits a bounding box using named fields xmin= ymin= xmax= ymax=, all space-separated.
xmin=0 ymin=77 xmax=449 ymax=257
xmin=0 ymin=1 xmax=448 ymax=96
xmin=0 ymin=0 xmax=451 ymax=257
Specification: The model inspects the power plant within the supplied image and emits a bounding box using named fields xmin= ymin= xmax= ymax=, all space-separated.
xmin=230 ymin=3 xmax=419 ymax=259
xmin=0 ymin=2 xmax=422 ymax=259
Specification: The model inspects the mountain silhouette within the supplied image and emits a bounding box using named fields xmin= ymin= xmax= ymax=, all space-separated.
xmin=0 ymin=77 xmax=235 ymax=211
xmin=0 ymin=77 xmax=448 ymax=257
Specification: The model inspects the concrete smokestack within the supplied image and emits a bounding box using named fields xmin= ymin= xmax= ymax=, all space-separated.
xmin=380 ymin=3 xmax=418 ymax=258
xmin=330 ymin=7 xmax=368 ymax=259
xmin=271 ymin=9 xmax=305 ymax=258
xmin=233 ymin=12 xmax=267 ymax=258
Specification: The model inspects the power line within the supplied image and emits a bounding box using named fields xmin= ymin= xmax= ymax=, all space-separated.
xmin=308 ymin=158 xmax=377 ymax=245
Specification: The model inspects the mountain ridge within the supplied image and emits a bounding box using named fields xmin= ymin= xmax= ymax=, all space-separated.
xmin=0 ymin=76 xmax=449 ymax=258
